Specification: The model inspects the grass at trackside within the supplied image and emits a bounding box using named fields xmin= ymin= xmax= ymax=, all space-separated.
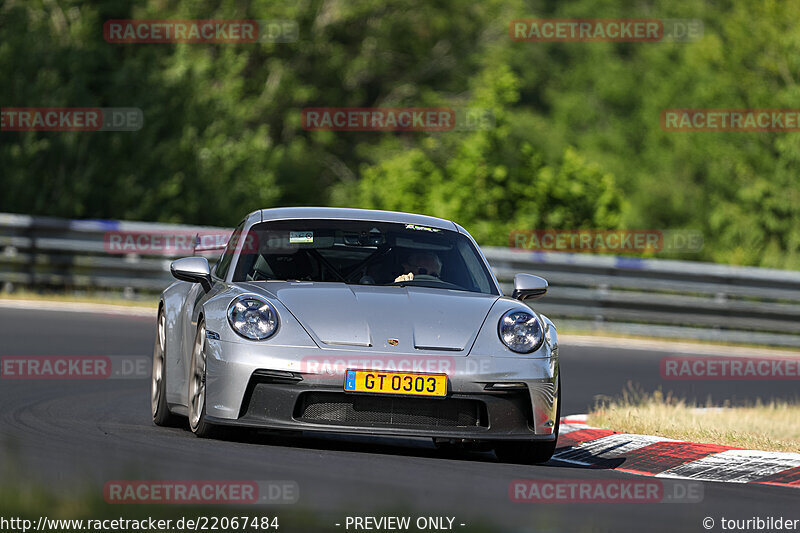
xmin=0 ymin=290 xmax=158 ymax=308
xmin=588 ymin=389 xmax=800 ymax=453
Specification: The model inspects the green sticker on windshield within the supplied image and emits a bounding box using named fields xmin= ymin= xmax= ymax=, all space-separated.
xmin=405 ymin=224 xmax=441 ymax=233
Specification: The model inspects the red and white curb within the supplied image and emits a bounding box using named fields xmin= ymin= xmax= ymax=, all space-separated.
xmin=556 ymin=415 xmax=800 ymax=488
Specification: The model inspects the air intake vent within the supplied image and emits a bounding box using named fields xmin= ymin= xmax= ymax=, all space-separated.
xmin=295 ymin=392 xmax=487 ymax=428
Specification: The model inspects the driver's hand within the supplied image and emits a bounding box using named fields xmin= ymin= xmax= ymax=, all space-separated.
xmin=394 ymin=272 xmax=414 ymax=282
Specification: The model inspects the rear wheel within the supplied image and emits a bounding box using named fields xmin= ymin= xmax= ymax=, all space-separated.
xmin=494 ymin=376 xmax=561 ymax=465
xmin=188 ymin=319 xmax=217 ymax=438
xmin=152 ymin=310 xmax=180 ymax=426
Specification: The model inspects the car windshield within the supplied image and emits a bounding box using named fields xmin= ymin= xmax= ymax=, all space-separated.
xmin=230 ymin=219 xmax=498 ymax=295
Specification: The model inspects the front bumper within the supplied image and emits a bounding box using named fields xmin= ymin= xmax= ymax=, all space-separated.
xmin=203 ymin=340 xmax=559 ymax=440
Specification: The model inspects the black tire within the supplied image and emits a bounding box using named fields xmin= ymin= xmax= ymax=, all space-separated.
xmin=495 ymin=375 xmax=561 ymax=465
xmin=152 ymin=309 xmax=180 ymax=427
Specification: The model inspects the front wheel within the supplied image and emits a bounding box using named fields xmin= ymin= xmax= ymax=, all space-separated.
xmin=188 ymin=319 xmax=216 ymax=438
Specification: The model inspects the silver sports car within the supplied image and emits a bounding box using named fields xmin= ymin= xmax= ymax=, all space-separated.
xmin=152 ymin=207 xmax=560 ymax=463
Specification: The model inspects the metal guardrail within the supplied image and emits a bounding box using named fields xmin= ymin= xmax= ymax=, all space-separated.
xmin=0 ymin=213 xmax=221 ymax=293
xmin=488 ymin=248 xmax=800 ymax=348
xmin=2 ymin=213 xmax=800 ymax=347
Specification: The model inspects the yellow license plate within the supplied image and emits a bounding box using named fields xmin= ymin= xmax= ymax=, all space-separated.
xmin=344 ymin=370 xmax=447 ymax=397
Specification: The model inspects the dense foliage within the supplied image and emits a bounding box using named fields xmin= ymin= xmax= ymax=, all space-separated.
xmin=1 ymin=0 xmax=798 ymax=267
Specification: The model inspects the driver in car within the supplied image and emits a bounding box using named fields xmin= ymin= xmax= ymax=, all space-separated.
xmin=394 ymin=252 xmax=442 ymax=282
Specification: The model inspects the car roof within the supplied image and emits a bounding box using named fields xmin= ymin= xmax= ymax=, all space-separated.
xmin=253 ymin=207 xmax=459 ymax=232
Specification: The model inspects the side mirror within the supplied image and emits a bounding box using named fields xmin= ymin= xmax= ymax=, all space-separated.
xmin=512 ymin=273 xmax=548 ymax=301
xmin=170 ymin=257 xmax=212 ymax=292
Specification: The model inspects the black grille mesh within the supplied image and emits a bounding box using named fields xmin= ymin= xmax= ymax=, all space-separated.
xmin=296 ymin=392 xmax=486 ymax=428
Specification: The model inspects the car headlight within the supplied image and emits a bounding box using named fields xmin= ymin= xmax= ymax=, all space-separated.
xmin=498 ymin=309 xmax=543 ymax=353
xmin=227 ymin=295 xmax=278 ymax=340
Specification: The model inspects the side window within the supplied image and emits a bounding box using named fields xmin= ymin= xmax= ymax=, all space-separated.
xmin=214 ymin=222 xmax=245 ymax=280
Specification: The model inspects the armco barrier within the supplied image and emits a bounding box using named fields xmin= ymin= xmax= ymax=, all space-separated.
xmin=2 ymin=213 xmax=800 ymax=347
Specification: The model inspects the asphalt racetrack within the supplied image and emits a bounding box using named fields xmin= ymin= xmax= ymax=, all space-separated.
xmin=1 ymin=306 xmax=798 ymax=532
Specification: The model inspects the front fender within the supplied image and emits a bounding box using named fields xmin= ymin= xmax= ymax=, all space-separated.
xmin=160 ymin=280 xmax=194 ymax=406
xmin=468 ymin=297 xmax=553 ymax=359
xmin=468 ymin=298 xmax=560 ymax=434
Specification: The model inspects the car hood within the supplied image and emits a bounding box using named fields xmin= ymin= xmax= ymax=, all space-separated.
xmin=239 ymin=282 xmax=499 ymax=354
